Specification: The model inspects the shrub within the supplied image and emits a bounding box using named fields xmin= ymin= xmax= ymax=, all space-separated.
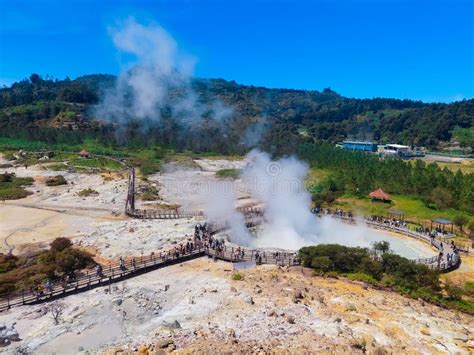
xmin=0 ymin=173 xmax=13 ymax=183
xmin=445 ymin=283 xmax=463 ymax=301
xmin=77 ymin=188 xmax=98 ymax=197
xmin=0 ymin=254 xmax=18 ymax=273
xmin=50 ymin=237 xmax=72 ymax=252
xmin=0 ymin=187 xmax=31 ymax=200
xmin=299 ymin=244 xmax=373 ymax=274
xmin=231 ymin=272 xmax=242 ymax=281
xmin=310 ymin=256 xmax=332 ymax=273
xmin=54 ymin=248 xmax=93 ymax=274
xmin=464 ymin=281 xmax=474 ymax=297
xmin=46 ymin=175 xmax=67 ymax=186
xmin=346 ymin=272 xmax=379 ymax=286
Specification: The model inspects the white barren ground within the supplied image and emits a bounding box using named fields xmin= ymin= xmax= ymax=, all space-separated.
xmin=0 ymin=260 xmax=472 ymax=354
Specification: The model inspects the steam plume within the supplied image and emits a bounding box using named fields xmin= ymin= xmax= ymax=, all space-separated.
xmin=94 ymin=18 xmax=232 ymax=125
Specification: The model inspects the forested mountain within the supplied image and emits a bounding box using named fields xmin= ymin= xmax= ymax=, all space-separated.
xmin=0 ymin=74 xmax=473 ymax=153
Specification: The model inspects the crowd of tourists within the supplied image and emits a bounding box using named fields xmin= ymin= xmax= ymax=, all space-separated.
xmin=311 ymin=207 xmax=353 ymax=218
xmin=369 ymin=215 xmax=408 ymax=229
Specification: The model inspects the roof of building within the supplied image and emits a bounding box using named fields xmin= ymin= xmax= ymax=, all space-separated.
xmin=431 ymin=218 xmax=453 ymax=225
xmin=369 ymin=188 xmax=391 ymax=200
xmin=342 ymin=141 xmax=376 ymax=145
xmin=386 ymin=144 xmax=409 ymax=149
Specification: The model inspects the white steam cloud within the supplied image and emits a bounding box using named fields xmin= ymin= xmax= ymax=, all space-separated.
xmin=94 ymin=18 xmax=232 ymax=125
xmin=207 ymin=150 xmax=434 ymax=259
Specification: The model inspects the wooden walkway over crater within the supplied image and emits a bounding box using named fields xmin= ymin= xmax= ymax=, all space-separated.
xmin=0 ymin=244 xmax=297 ymax=312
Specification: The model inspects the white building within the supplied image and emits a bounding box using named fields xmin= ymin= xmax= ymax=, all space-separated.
xmin=379 ymin=144 xmax=410 ymax=157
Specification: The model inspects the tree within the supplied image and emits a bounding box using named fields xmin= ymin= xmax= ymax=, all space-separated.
xmin=429 ymin=187 xmax=455 ymax=209
xmin=54 ymin=248 xmax=93 ymax=274
xmin=468 ymin=221 xmax=474 ymax=240
xmin=50 ymin=237 xmax=72 ymax=252
xmin=453 ymin=215 xmax=468 ymax=233
xmin=311 ymin=256 xmax=332 ymax=273
xmin=47 ymin=300 xmax=65 ymax=324
xmin=29 ymin=73 xmax=42 ymax=84
xmin=372 ymin=241 xmax=390 ymax=255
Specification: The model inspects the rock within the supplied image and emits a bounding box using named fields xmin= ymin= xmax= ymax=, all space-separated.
xmin=230 ymin=287 xmax=237 ymax=292
xmin=113 ymin=298 xmax=123 ymax=306
xmin=244 ymin=296 xmax=254 ymax=305
xmin=345 ymin=302 xmax=357 ymax=312
xmin=168 ymin=320 xmax=181 ymax=329
xmin=138 ymin=344 xmax=149 ymax=354
xmin=334 ymin=317 xmax=342 ymax=323
xmin=368 ymin=296 xmax=385 ymax=306
xmin=268 ymin=310 xmax=277 ymax=317
xmin=0 ymin=323 xmax=20 ymax=347
xmin=293 ymin=289 xmax=303 ymax=300
xmin=286 ymin=315 xmax=295 ymax=324
xmin=420 ymin=327 xmax=430 ymax=336
xmin=208 ymin=288 xmax=218 ymax=293
xmin=228 ymin=328 xmax=236 ymax=338
xmin=156 ymin=339 xmax=174 ymax=349
xmin=454 ymin=334 xmax=469 ymax=342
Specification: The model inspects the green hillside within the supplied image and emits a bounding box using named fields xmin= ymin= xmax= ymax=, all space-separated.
xmin=1 ymin=74 xmax=473 ymax=154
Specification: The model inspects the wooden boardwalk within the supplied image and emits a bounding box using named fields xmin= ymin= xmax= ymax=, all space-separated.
xmin=0 ymin=244 xmax=297 ymax=312
xmin=0 ymin=164 xmax=466 ymax=313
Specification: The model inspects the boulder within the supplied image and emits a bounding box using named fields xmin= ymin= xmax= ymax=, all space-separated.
xmin=113 ymin=298 xmax=123 ymax=306
xmin=168 ymin=320 xmax=181 ymax=329
xmin=267 ymin=310 xmax=277 ymax=317
xmin=0 ymin=324 xmax=20 ymax=347
xmin=155 ymin=339 xmax=174 ymax=349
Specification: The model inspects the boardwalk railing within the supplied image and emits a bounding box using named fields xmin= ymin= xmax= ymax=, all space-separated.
xmin=207 ymin=246 xmax=298 ymax=266
xmin=317 ymin=214 xmax=463 ymax=271
xmin=0 ymin=248 xmax=205 ymax=312
xmin=0 ymin=242 xmax=298 ymax=312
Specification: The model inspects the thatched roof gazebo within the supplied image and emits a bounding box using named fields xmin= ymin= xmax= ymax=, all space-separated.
xmin=369 ymin=188 xmax=391 ymax=202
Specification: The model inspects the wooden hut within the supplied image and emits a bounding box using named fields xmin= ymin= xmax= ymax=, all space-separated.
xmin=369 ymin=188 xmax=391 ymax=202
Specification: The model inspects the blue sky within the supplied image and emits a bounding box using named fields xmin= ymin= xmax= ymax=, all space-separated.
xmin=0 ymin=0 xmax=473 ymax=102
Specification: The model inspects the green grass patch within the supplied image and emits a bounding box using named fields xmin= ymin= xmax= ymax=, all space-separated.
xmin=216 ymin=168 xmax=240 ymax=179
xmin=0 ymin=173 xmax=34 ymax=200
xmin=464 ymin=281 xmax=474 ymax=297
xmin=346 ymin=272 xmax=380 ymax=286
xmin=70 ymin=157 xmax=122 ymax=171
xmin=46 ymin=163 xmax=68 ymax=171
xmin=334 ymin=194 xmax=474 ymax=226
